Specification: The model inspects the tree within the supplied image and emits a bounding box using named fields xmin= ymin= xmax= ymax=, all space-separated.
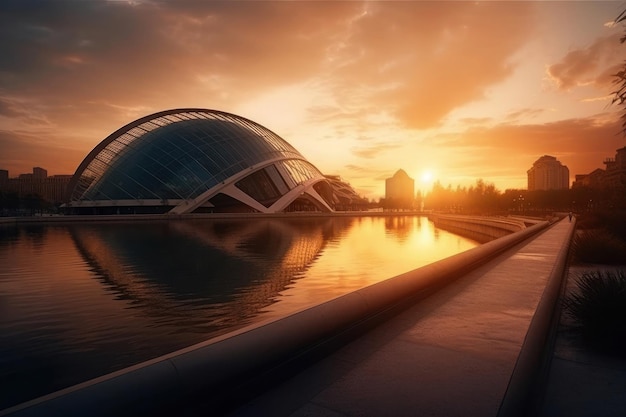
xmin=612 ymin=10 xmax=626 ymax=134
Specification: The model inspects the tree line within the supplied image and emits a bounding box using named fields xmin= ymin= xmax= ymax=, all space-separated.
xmin=380 ymin=178 xmax=626 ymax=215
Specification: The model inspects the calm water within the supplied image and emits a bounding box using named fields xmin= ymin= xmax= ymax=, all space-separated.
xmin=0 ymin=216 xmax=477 ymax=409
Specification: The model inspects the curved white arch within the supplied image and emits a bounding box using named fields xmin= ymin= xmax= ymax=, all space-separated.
xmin=168 ymin=157 xmax=332 ymax=214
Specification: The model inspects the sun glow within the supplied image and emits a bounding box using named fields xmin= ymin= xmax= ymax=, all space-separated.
xmin=420 ymin=170 xmax=433 ymax=183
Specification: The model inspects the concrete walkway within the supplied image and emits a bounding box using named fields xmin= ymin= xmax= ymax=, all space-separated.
xmin=221 ymin=218 xmax=575 ymax=417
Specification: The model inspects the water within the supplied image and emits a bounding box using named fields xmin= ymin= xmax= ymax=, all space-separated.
xmin=0 ymin=215 xmax=477 ymax=409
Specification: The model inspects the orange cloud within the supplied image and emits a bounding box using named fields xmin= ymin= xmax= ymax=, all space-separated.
xmin=313 ymin=2 xmax=536 ymax=129
xmin=547 ymin=33 xmax=624 ymax=91
xmin=431 ymin=113 xmax=625 ymax=189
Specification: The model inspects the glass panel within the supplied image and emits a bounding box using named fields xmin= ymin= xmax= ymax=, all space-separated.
xmin=69 ymin=109 xmax=317 ymax=205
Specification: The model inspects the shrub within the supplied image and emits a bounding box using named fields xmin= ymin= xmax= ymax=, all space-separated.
xmin=563 ymin=270 xmax=626 ymax=354
xmin=571 ymin=229 xmax=626 ymax=265
xmin=597 ymin=209 xmax=626 ymax=242
xmin=575 ymin=212 xmax=603 ymax=230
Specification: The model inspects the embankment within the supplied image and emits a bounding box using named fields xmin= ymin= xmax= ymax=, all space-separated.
xmin=428 ymin=214 xmax=541 ymax=242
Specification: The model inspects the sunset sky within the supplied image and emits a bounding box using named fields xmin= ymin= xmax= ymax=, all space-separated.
xmin=1 ymin=1 xmax=625 ymax=200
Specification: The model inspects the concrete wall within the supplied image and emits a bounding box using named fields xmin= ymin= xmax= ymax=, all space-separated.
xmin=429 ymin=214 xmax=529 ymax=242
xmin=0 ymin=219 xmax=553 ymax=417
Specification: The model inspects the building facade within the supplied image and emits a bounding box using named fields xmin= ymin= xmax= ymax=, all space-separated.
xmin=64 ymin=108 xmax=361 ymax=215
xmin=602 ymin=146 xmax=626 ymax=189
xmin=385 ymin=169 xmax=415 ymax=208
xmin=527 ymin=155 xmax=570 ymax=191
xmin=573 ymin=146 xmax=626 ymax=190
xmin=0 ymin=168 xmax=72 ymax=204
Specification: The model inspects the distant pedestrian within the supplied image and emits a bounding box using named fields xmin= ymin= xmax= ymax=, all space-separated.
xmin=568 ymin=212 xmax=573 ymax=222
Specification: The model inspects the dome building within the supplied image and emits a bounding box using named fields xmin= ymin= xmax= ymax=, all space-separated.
xmin=64 ymin=109 xmax=343 ymax=215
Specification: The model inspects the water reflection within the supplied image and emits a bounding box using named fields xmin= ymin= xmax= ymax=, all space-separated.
xmin=68 ymin=218 xmax=346 ymax=333
xmin=0 ymin=216 xmax=477 ymax=409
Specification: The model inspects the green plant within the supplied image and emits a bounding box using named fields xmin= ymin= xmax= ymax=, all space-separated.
xmin=571 ymin=229 xmax=626 ymax=265
xmin=564 ymin=270 xmax=626 ymax=353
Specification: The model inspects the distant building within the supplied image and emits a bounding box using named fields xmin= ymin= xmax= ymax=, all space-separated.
xmin=572 ymin=146 xmax=626 ymax=191
xmin=572 ymin=168 xmax=605 ymax=189
xmin=527 ymin=155 xmax=569 ymax=191
xmin=0 ymin=168 xmax=72 ymax=204
xmin=385 ymin=169 xmax=415 ymax=208
xmin=33 ymin=167 xmax=47 ymax=180
xmin=603 ymin=146 xmax=626 ymax=189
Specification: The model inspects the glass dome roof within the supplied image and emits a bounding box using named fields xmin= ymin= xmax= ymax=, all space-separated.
xmin=66 ymin=109 xmax=333 ymax=214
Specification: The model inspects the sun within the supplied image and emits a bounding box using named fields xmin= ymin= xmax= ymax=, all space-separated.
xmin=420 ymin=170 xmax=433 ymax=183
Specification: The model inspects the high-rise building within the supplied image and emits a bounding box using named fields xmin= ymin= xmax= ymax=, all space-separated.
xmin=527 ymin=155 xmax=569 ymax=191
xmin=385 ymin=169 xmax=415 ymax=208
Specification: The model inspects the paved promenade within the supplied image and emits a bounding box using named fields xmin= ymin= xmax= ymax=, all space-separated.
xmin=222 ymin=218 xmax=574 ymax=417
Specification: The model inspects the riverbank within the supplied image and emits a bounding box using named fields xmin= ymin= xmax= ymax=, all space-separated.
xmin=0 ymin=219 xmax=555 ymax=416
xmin=0 ymin=211 xmax=426 ymax=224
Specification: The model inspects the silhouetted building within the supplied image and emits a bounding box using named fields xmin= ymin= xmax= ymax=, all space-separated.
xmin=572 ymin=146 xmax=626 ymax=191
xmin=572 ymin=168 xmax=605 ymax=189
xmin=64 ymin=108 xmax=361 ymax=215
xmin=0 ymin=168 xmax=72 ymax=204
xmin=33 ymin=167 xmax=47 ymax=180
xmin=603 ymin=146 xmax=626 ymax=189
xmin=527 ymin=155 xmax=569 ymax=191
xmin=385 ymin=169 xmax=415 ymax=208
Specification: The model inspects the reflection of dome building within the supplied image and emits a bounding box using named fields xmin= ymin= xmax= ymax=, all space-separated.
xmin=65 ymin=109 xmax=354 ymax=215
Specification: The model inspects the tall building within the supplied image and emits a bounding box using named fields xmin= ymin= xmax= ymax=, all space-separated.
xmin=385 ymin=169 xmax=415 ymax=208
xmin=527 ymin=155 xmax=569 ymax=191
xmin=64 ymin=108 xmax=362 ymax=215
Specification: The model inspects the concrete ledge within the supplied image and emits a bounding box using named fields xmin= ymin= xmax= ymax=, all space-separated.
xmin=497 ymin=217 xmax=576 ymax=417
xmin=1 ymin=220 xmax=552 ymax=417
xmin=429 ymin=214 xmax=528 ymax=242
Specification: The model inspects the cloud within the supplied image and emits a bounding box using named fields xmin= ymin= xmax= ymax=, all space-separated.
xmin=547 ymin=33 xmax=624 ymax=91
xmin=434 ymin=112 xmax=625 ymax=188
xmin=351 ymin=142 xmax=402 ymax=159
xmin=505 ymin=108 xmax=546 ymax=123
xmin=319 ymin=1 xmax=536 ymax=129
xmin=0 ymin=129 xmax=85 ymax=175
xmin=0 ymin=1 xmax=536 ymax=134
xmin=0 ymin=97 xmax=52 ymax=126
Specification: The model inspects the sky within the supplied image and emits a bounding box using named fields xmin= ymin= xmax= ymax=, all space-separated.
xmin=1 ymin=0 xmax=625 ymax=200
